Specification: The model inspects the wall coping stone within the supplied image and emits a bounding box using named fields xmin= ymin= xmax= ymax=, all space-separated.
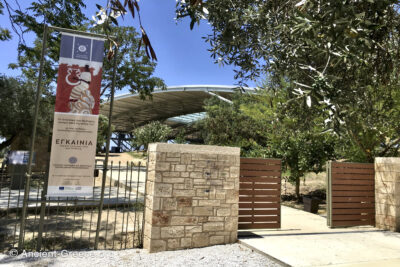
xmin=148 ymin=143 xmax=240 ymax=155
xmin=375 ymin=157 xmax=400 ymax=164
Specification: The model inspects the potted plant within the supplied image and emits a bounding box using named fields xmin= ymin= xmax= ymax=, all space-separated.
xmin=303 ymin=196 xmax=320 ymax=214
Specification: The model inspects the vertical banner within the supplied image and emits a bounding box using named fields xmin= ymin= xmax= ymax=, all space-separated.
xmin=47 ymin=33 xmax=105 ymax=197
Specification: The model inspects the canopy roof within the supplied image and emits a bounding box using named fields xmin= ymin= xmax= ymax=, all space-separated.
xmin=100 ymin=85 xmax=255 ymax=132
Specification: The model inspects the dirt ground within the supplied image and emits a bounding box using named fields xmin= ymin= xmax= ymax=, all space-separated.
xmin=1 ymin=208 xmax=144 ymax=251
xmin=96 ymin=152 xmax=147 ymax=166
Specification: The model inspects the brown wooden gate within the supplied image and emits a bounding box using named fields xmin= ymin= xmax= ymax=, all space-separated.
xmin=238 ymin=158 xmax=281 ymax=229
xmin=327 ymin=161 xmax=375 ymax=228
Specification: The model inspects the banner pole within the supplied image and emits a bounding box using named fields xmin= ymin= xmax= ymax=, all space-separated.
xmin=18 ymin=24 xmax=48 ymax=250
xmin=94 ymin=44 xmax=118 ymax=249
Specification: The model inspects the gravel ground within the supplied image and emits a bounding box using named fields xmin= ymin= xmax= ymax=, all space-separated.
xmin=0 ymin=244 xmax=281 ymax=267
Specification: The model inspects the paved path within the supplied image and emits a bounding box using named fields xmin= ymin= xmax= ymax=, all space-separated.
xmin=0 ymin=186 xmax=143 ymax=209
xmin=0 ymin=153 xmax=147 ymax=210
xmin=239 ymin=205 xmax=400 ymax=267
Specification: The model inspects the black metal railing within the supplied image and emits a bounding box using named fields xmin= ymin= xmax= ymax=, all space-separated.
xmin=0 ymin=160 xmax=147 ymax=252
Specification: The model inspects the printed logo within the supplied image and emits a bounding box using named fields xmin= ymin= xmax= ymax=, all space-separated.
xmin=68 ymin=156 xmax=78 ymax=164
xmin=59 ymin=187 xmax=64 ymax=190
xmin=78 ymin=45 xmax=87 ymax=52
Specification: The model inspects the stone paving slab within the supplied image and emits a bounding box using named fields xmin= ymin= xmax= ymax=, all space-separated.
xmin=239 ymin=205 xmax=400 ymax=267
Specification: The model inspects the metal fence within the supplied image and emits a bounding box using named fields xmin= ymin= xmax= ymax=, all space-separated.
xmin=0 ymin=160 xmax=147 ymax=252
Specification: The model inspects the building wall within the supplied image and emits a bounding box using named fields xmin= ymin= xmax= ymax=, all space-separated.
xmin=375 ymin=157 xmax=400 ymax=232
xmin=143 ymin=143 xmax=240 ymax=253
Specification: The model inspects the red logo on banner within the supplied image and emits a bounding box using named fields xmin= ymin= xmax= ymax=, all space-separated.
xmin=55 ymin=64 xmax=102 ymax=115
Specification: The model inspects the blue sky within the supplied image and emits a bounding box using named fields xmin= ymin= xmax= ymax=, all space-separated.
xmin=0 ymin=1 xmax=254 ymax=89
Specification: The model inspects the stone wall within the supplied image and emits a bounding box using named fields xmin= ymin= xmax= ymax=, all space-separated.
xmin=143 ymin=143 xmax=240 ymax=253
xmin=375 ymin=157 xmax=400 ymax=232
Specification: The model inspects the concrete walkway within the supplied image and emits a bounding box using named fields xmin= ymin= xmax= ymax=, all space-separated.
xmin=239 ymin=206 xmax=400 ymax=267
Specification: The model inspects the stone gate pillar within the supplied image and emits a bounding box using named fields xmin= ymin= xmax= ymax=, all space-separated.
xmin=143 ymin=143 xmax=240 ymax=252
xmin=375 ymin=157 xmax=400 ymax=232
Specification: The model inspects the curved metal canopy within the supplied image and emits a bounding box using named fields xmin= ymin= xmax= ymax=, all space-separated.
xmin=100 ymin=85 xmax=255 ymax=132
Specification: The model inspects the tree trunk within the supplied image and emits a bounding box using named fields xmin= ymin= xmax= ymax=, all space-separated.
xmin=295 ymin=176 xmax=301 ymax=202
xmin=0 ymin=135 xmax=16 ymax=151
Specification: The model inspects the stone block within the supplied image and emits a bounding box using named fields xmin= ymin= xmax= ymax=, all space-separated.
xmin=167 ymin=238 xmax=180 ymax=249
xmin=167 ymin=152 xmax=180 ymax=158
xmin=166 ymin=157 xmax=181 ymax=162
xmin=144 ymin=225 xmax=160 ymax=239
xmin=193 ymin=154 xmax=218 ymax=161
xmin=223 ymin=182 xmax=235 ymax=189
xmin=180 ymin=154 xmax=192 ymax=164
xmin=181 ymin=207 xmax=193 ymax=215
xmin=185 ymin=225 xmax=202 ymax=235
xmin=171 ymin=216 xmax=198 ymax=225
xmin=186 ymin=165 xmax=195 ymax=171
xmin=217 ymin=208 xmax=231 ymax=216
xmin=230 ymin=231 xmax=238 ymax=242
xmin=210 ymin=236 xmax=225 ymax=245
xmin=177 ymin=197 xmax=193 ymax=207
xmin=185 ymin=179 xmax=193 ymax=189
xmin=207 ymin=216 xmax=225 ymax=222
xmin=210 ymin=180 xmax=223 ymax=186
xmin=190 ymin=172 xmax=203 ymax=179
xmin=173 ymin=190 xmax=196 ymax=197
xmin=196 ymin=189 xmax=209 ymax=197
xmin=193 ymin=207 xmax=213 ymax=216
xmin=152 ymin=211 xmax=170 ymax=226
xmin=194 ymin=179 xmax=206 ymax=185
xmin=225 ymin=189 xmax=239 ymax=204
xmin=181 ymin=172 xmax=189 ymax=178
xmin=225 ymin=217 xmax=238 ymax=232
xmin=218 ymin=154 xmax=236 ymax=162
xmin=162 ymin=171 xmax=181 ymax=177
xmin=174 ymin=184 xmax=185 ymax=189
xmin=154 ymin=183 xmax=172 ymax=197
xmin=162 ymin=198 xmax=177 ymax=210
xmin=376 ymin=171 xmax=400 ymax=183
xmin=194 ymin=161 xmax=208 ymax=168
xmin=151 ymin=197 xmax=161 ymax=211
xmin=156 ymin=162 xmax=170 ymax=171
xmin=375 ymin=203 xmax=396 ymax=216
xmin=192 ymin=233 xmax=209 ymax=247
xmin=181 ymin=237 xmax=192 ymax=248
xmin=161 ymin=226 xmax=185 ymax=238
xmin=149 ymin=240 xmax=166 ymax=253
xmin=198 ymin=199 xmax=220 ymax=206
xmin=215 ymin=190 xmax=226 ymax=200
xmin=163 ymin=177 xmax=185 ymax=184
xmin=203 ymin=222 xmax=224 ymax=231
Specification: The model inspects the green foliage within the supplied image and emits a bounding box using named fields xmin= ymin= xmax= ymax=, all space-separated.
xmin=0 ymin=75 xmax=53 ymax=150
xmin=196 ymin=93 xmax=268 ymax=154
xmin=178 ymin=0 xmax=400 ymax=162
xmin=199 ymin=88 xmax=337 ymax=198
xmin=173 ymin=128 xmax=188 ymax=144
xmin=96 ymin=114 xmax=114 ymax=153
xmin=0 ymin=2 xmax=11 ymax=41
xmin=91 ymin=25 xmax=165 ymax=98
xmin=131 ymin=121 xmax=172 ymax=151
xmin=10 ymin=0 xmax=87 ymax=90
xmin=6 ymin=1 xmax=164 ymax=98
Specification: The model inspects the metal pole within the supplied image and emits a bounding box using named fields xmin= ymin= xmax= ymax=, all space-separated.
xmin=18 ymin=24 xmax=48 ymax=250
xmin=94 ymin=45 xmax=118 ymax=249
xmin=48 ymin=25 xmax=112 ymax=39
xmin=36 ymin=161 xmax=49 ymax=251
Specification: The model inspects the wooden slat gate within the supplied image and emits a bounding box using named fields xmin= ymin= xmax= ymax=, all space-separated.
xmin=238 ymin=158 xmax=281 ymax=229
xmin=327 ymin=161 xmax=375 ymax=228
